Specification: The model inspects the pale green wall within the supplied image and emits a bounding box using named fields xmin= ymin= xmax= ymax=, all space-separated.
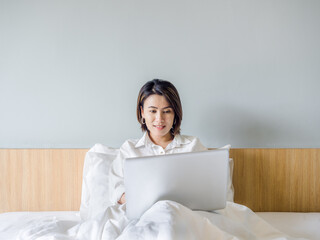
xmin=1 ymin=0 xmax=319 ymax=148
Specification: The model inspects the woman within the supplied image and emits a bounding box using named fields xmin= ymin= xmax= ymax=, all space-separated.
xmin=109 ymin=79 xmax=207 ymax=205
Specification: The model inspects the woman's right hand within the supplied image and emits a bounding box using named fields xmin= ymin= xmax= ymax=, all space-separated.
xmin=118 ymin=193 xmax=126 ymax=204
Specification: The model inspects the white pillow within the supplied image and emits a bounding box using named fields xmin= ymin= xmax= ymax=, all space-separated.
xmin=218 ymin=144 xmax=234 ymax=202
xmin=80 ymin=144 xmax=119 ymax=220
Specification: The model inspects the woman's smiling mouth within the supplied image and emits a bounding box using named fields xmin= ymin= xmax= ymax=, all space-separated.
xmin=154 ymin=125 xmax=165 ymax=130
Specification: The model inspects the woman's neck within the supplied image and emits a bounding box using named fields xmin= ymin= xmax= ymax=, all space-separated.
xmin=148 ymin=132 xmax=174 ymax=149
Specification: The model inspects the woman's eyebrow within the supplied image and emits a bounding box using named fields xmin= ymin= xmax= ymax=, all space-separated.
xmin=148 ymin=106 xmax=172 ymax=110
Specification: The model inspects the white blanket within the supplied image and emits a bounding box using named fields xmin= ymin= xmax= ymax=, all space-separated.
xmin=16 ymin=201 xmax=306 ymax=240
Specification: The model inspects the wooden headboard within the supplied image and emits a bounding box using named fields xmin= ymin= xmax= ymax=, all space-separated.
xmin=0 ymin=148 xmax=319 ymax=213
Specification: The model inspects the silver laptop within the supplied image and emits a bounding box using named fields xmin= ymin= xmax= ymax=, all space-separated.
xmin=124 ymin=149 xmax=229 ymax=219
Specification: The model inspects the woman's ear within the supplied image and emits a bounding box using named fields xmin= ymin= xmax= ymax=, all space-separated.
xmin=140 ymin=106 xmax=144 ymax=118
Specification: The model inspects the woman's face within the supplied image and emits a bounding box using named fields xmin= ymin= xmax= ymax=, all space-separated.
xmin=141 ymin=94 xmax=175 ymax=141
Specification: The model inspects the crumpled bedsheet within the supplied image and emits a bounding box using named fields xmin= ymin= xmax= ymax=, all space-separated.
xmin=16 ymin=201 xmax=306 ymax=240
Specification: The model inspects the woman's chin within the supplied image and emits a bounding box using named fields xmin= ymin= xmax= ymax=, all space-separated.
xmin=150 ymin=130 xmax=171 ymax=139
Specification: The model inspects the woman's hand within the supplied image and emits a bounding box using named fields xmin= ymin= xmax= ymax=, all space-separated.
xmin=118 ymin=193 xmax=126 ymax=204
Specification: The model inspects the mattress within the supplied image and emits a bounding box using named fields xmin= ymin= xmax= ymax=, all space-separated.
xmin=256 ymin=212 xmax=320 ymax=240
xmin=0 ymin=211 xmax=80 ymax=239
xmin=0 ymin=211 xmax=319 ymax=240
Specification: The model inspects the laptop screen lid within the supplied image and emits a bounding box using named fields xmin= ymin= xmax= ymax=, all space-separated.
xmin=124 ymin=149 xmax=229 ymax=219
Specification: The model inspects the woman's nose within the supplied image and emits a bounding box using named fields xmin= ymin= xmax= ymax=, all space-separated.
xmin=156 ymin=112 xmax=164 ymax=121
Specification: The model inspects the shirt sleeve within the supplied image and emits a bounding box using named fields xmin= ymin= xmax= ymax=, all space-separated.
xmin=190 ymin=137 xmax=208 ymax=152
xmin=109 ymin=147 xmax=126 ymax=204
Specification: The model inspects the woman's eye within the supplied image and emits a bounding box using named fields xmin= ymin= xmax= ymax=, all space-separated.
xmin=164 ymin=110 xmax=171 ymax=113
xmin=150 ymin=110 xmax=156 ymax=113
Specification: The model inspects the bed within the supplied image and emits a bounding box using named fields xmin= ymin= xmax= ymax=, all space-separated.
xmin=0 ymin=147 xmax=319 ymax=239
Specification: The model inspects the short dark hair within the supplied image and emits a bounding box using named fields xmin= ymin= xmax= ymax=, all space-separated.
xmin=136 ymin=79 xmax=182 ymax=135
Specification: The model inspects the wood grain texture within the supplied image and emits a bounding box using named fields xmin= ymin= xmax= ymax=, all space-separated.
xmin=0 ymin=148 xmax=319 ymax=213
xmin=0 ymin=149 xmax=87 ymax=213
xmin=230 ymin=148 xmax=320 ymax=212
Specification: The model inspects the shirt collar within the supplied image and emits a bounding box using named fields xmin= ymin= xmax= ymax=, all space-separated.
xmin=134 ymin=132 xmax=149 ymax=148
xmin=134 ymin=132 xmax=191 ymax=149
xmin=167 ymin=134 xmax=191 ymax=149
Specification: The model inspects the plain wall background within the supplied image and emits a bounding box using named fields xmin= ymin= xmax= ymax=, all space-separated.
xmin=1 ymin=0 xmax=319 ymax=148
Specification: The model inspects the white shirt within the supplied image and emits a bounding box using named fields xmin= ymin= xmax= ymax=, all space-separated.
xmin=109 ymin=132 xmax=207 ymax=204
